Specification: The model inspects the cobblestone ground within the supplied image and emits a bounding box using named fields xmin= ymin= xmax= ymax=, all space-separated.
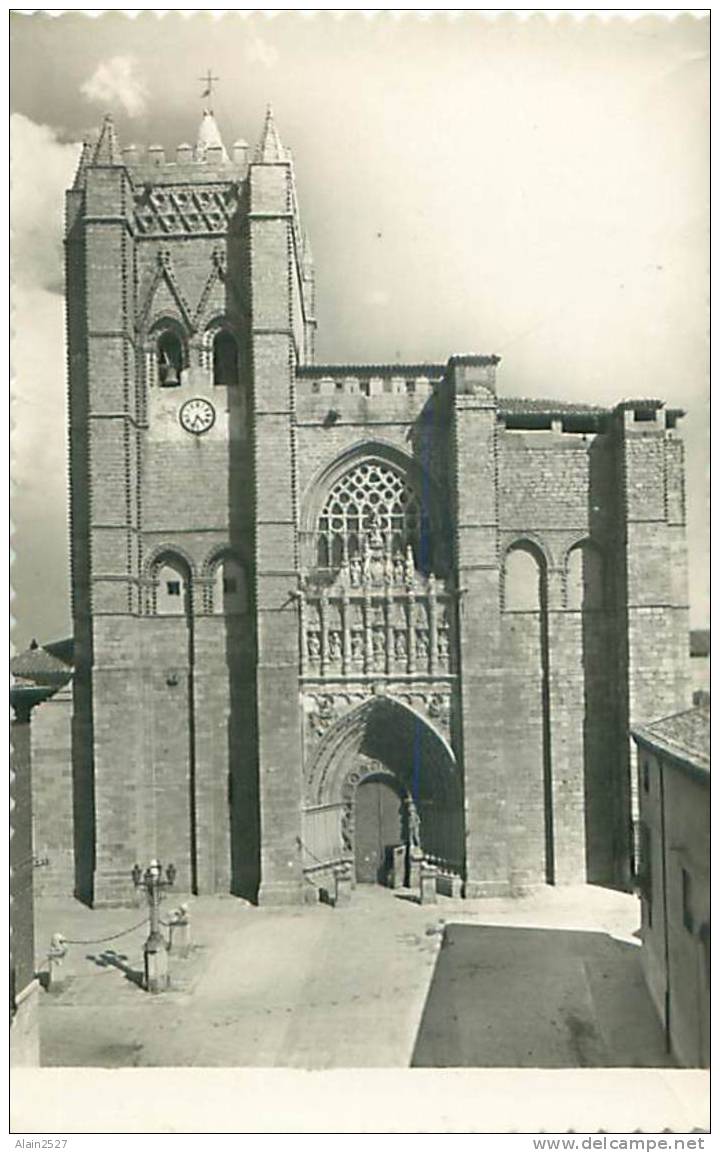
xmin=36 ymin=884 xmax=673 ymax=1069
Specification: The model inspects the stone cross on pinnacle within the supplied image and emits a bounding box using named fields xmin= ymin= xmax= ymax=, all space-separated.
xmin=199 ymin=69 xmax=219 ymax=110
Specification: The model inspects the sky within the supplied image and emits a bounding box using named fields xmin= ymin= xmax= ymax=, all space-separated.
xmin=10 ymin=11 xmax=709 ymax=648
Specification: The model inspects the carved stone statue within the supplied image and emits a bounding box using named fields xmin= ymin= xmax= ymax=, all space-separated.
xmin=307 ymin=632 xmax=321 ymax=661
xmin=404 ymin=795 xmax=422 ymax=852
xmin=361 ymin=540 xmax=372 ymax=584
xmin=309 ymin=694 xmax=336 ymax=739
xmin=372 ymin=628 xmax=386 ymax=666
xmin=366 ymin=511 xmax=384 ymax=551
xmin=437 ymin=628 xmax=449 ymax=664
xmin=349 ymin=554 xmax=363 ymax=587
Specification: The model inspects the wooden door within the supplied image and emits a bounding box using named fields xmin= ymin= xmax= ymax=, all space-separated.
xmin=354 ymin=777 xmax=403 ymax=884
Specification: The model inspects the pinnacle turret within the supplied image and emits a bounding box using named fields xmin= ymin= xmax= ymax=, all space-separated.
xmin=72 ymin=137 xmax=94 ymax=189
xmin=92 ymin=114 xmax=122 ymax=166
xmin=255 ymin=105 xmax=286 ymax=163
xmin=196 ymin=109 xmax=228 ymax=161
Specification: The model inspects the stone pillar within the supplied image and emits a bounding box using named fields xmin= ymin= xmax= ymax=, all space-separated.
xmin=613 ymin=402 xmax=692 ymax=888
xmin=319 ymin=586 xmax=329 ymax=678
xmin=446 ymin=355 xmax=505 ymax=897
xmin=545 ymin=566 xmax=587 ymax=885
xmin=249 ymin=146 xmax=307 ymax=905
xmin=427 ymin=574 xmax=438 ymax=676
xmin=363 ymin=588 xmax=373 ymax=674
xmin=341 ymin=590 xmax=351 ymax=675
xmin=406 ymin=591 xmax=416 ymax=675
xmin=68 ymin=120 xmax=144 ymax=907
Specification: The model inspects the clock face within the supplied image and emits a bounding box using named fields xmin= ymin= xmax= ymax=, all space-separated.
xmin=179 ymin=397 xmax=215 ymax=435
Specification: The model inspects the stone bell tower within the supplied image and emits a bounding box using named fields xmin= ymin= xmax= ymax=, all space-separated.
xmin=66 ymin=103 xmax=316 ymax=905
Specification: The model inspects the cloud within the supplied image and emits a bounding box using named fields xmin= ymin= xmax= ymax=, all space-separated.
xmin=81 ymin=55 xmax=148 ymax=118
xmin=245 ymin=36 xmax=279 ymax=69
xmin=11 ymin=114 xmax=81 ymax=294
xmin=11 ymin=114 xmax=79 ymax=643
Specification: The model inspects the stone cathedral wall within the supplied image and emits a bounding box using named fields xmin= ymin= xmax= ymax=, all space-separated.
xmin=25 ymin=113 xmax=693 ymax=906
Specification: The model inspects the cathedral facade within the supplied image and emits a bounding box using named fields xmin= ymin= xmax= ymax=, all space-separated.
xmin=63 ymin=107 xmax=691 ymax=906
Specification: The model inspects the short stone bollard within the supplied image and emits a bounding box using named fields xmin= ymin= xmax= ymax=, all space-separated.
xmin=420 ymin=862 xmax=438 ymax=905
xmin=333 ymin=862 xmax=352 ymax=907
xmin=167 ymin=904 xmax=191 ymax=956
xmin=45 ymin=933 xmax=67 ymax=991
xmin=408 ymin=847 xmax=423 ymax=890
xmin=390 ymin=844 xmax=406 ymax=890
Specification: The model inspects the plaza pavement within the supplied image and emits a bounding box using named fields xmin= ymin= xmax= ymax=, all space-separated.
xmin=36 ymin=882 xmax=681 ymax=1070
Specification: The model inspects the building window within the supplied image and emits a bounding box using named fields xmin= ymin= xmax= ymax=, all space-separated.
xmin=317 ymin=461 xmax=425 ymax=571
xmin=682 ymin=868 xmax=694 ymax=933
xmin=503 ymin=546 xmax=543 ymax=612
xmin=154 ymin=560 xmax=190 ymax=616
xmin=566 ymin=543 xmax=605 ymax=610
xmin=157 ymin=331 xmax=183 ymax=387
xmin=213 ymin=557 xmax=248 ymax=616
xmin=212 ymin=330 xmax=239 ymax=387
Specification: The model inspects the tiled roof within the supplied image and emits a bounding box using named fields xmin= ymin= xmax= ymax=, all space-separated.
xmin=498 ymin=397 xmax=609 ymax=416
xmin=633 ymin=704 xmax=710 ymax=774
xmin=10 ymin=641 xmax=73 ymax=687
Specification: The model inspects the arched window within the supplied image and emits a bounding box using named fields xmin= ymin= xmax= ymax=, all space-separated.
xmin=213 ymin=557 xmax=248 ymax=616
xmin=317 ymin=460 xmax=426 ymax=570
xmin=155 ymin=559 xmax=191 ymax=616
xmin=566 ymin=543 xmax=605 ymax=610
xmin=503 ymin=545 xmax=544 ymax=611
xmin=157 ymin=330 xmax=183 ymax=387
xmin=212 ymin=330 xmax=239 ymax=387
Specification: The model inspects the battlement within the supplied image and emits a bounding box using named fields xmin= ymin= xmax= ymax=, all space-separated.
xmin=297 ymin=364 xmax=445 ymax=395
xmin=74 ymin=105 xmax=291 ymax=192
xmin=295 ymin=365 xmax=443 ymax=424
xmin=119 ymin=141 xmax=250 ymax=184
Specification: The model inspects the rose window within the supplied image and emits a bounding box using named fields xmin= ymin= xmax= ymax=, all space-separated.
xmin=316 ymin=462 xmax=427 ymax=570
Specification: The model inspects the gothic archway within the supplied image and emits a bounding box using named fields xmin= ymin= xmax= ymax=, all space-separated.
xmin=302 ymin=695 xmax=463 ymax=883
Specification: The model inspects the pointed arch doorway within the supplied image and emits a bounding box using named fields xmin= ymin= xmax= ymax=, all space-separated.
xmin=303 ymin=695 xmax=464 ymax=888
xmin=354 ymin=770 xmax=404 ymax=884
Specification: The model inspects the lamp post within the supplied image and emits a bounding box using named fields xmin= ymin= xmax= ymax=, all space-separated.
xmin=131 ymin=859 xmax=176 ymax=993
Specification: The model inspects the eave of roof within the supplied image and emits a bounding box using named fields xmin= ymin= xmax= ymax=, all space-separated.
xmin=632 ymin=706 xmax=710 ymax=779
xmin=296 ymin=364 xmax=447 ymax=377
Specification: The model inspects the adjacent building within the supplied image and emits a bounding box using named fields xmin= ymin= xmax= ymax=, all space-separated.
xmin=632 ymin=703 xmax=710 ymax=1068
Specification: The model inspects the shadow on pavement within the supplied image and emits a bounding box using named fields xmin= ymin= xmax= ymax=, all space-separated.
xmin=86 ymin=949 xmax=144 ymax=988
xmin=411 ymin=923 xmax=676 ymax=1068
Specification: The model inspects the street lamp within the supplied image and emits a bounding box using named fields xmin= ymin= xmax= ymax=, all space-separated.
xmin=132 ymin=858 xmax=176 ymax=993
